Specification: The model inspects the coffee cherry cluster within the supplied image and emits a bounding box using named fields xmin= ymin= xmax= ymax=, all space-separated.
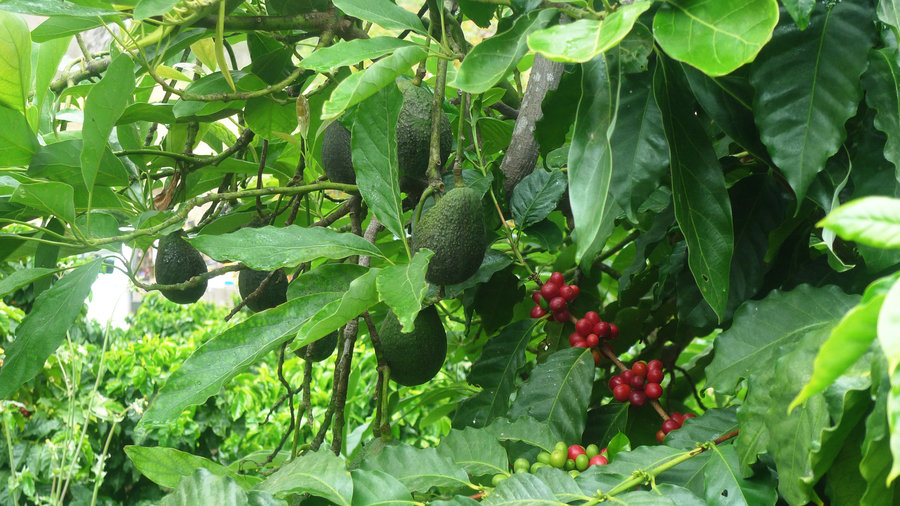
xmin=608 ymin=359 xmax=664 ymax=407
xmin=494 ymin=441 xmax=608 ymax=486
xmin=655 ymin=412 xmax=696 ymax=442
xmin=568 ymin=310 xmax=619 ymax=349
xmin=529 ymin=272 xmax=579 ymax=322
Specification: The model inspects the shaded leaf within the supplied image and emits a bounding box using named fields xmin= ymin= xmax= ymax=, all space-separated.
xmin=483 ymin=473 xmax=559 ymax=505
xmin=482 ymin=416 xmax=557 ymax=453
xmin=125 ymin=446 xmax=260 ymax=490
xmin=0 ymin=105 xmax=37 ymax=167
xmin=437 ymin=427 xmax=508 ymax=477
xmin=527 ymin=3 xmax=651 ymax=63
xmin=245 ymin=97 xmax=297 ymax=139
xmin=861 ymin=49 xmax=900 ymax=181
xmin=704 ymin=445 xmax=778 ymax=505
xmin=294 ymin=269 xmax=379 ymax=350
xmin=532 ymin=467 xmax=586 ymax=502
xmin=783 ymin=0 xmax=816 ymax=29
xmin=349 ymin=469 xmax=412 ymax=506
xmin=511 ymin=169 xmax=567 ymax=229
xmin=360 ymin=444 xmax=470 ymax=493
xmin=160 ymin=469 xmax=284 ymax=506
xmin=664 ymin=407 xmax=739 ymax=450
xmin=255 ymin=448 xmax=352 ymax=505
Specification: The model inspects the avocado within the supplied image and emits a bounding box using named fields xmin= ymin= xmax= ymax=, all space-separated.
xmin=321 ymin=120 xmax=355 ymax=184
xmin=379 ymin=305 xmax=447 ymax=386
xmin=295 ymin=331 xmax=339 ymax=362
xmin=155 ymin=232 xmax=208 ymax=304
xmin=412 ymin=187 xmax=486 ymax=285
xmin=238 ymin=269 xmax=288 ymax=312
xmin=396 ymin=84 xmax=452 ymax=196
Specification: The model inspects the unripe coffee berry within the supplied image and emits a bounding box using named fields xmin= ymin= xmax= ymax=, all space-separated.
xmin=656 ymin=430 xmax=667 ymax=443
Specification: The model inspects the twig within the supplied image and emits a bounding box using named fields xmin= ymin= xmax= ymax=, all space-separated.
xmin=224 ymin=268 xmax=283 ymax=322
xmin=256 ymin=139 xmax=269 ymax=219
xmin=425 ymin=55 xmax=449 ymax=183
xmin=674 ymin=366 xmax=708 ymax=411
xmin=598 ymin=343 xmax=669 ymax=421
xmin=262 ymin=343 xmax=296 ymax=467
xmin=50 ymin=58 xmax=111 ymax=93
xmin=362 ymin=311 xmax=391 ymax=438
xmin=131 ymin=263 xmax=243 ymax=292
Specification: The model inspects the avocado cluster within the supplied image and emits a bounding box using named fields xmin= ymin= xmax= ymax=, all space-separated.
xmin=155 ymin=232 xmax=208 ymax=304
xmin=379 ymin=305 xmax=447 ymax=386
xmin=295 ymin=331 xmax=338 ymax=362
xmin=237 ymin=269 xmax=289 ymax=312
xmin=412 ymin=187 xmax=486 ymax=285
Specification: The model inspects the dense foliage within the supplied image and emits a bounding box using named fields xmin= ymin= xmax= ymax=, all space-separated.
xmin=0 ymin=0 xmax=899 ymax=504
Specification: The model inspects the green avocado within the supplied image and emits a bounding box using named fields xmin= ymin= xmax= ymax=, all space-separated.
xmin=321 ymin=120 xmax=356 ymax=184
xmin=238 ymin=269 xmax=289 ymax=312
xmin=155 ymin=232 xmax=208 ymax=304
xmin=295 ymin=331 xmax=339 ymax=362
xmin=396 ymin=84 xmax=452 ymax=196
xmin=379 ymin=305 xmax=447 ymax=387
xmin=412 ymin=187 xmax=486 ymax=285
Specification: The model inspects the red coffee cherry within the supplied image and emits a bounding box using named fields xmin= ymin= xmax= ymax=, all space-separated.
xmin=560 ymin=285 xmax=577 ymax=301
xmin=632 ymin=361 xmax=648 ymax=377
xmin=608 ymin=323 xmax=619 ymax=339
xmin=662 ymin=418 xmax=680 ymax=434
xmin=628 ymin=390 xmax=647 ymax=406
xmin=549 ymin=272 xmax=565 ymax=286
xmin=532 ymin=292 xmax=542 ymax=304
xmin=552 ymin=309 xmax=570 ymax=322
xmin=593 ymin=322 xmax=610 ymax=339
xmin=645 ymin=382 xmax=662 ymax=399
xmin=646 ymin=368 xmax=664 ymax=384
xmin=585 ymin=334 xmax=600 ymax=348
xmin=584 ymin=311 xmax=600 ymax=324
xmin=575 ymin=318 xmax=593 ymax=337
xmin=549 ymin=297 xmax=567 ymax=311
xmin=613 ymin=384 xmax=631 ymax=402
xmin=541 ymin=282 xmax=560 ymax=300
xmin=530 ymin=305 xmax=547 ymax=319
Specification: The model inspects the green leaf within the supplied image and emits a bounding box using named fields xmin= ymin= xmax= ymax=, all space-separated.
xmin=750 ymin=1 xmax=875 ymax=203
xmin=0 ymin=105 xmax=37 ymax=166
xmin=171 ymin=71 xmax=259 ymax=118
xmin=287 ymin=263 xmax=368 ymax=300
xmin=322 ymin=46 xmax=427 ymax=120
xmin=663 ymin=408 xmax=738 ymax=450
xmin=510 ymin=169 xmax=567 ymax=229
xmin=29 ymin=140 xmax=130 ymax=188
xmin=437 ymin=427 xmax=508 ymax=477
xmin=704 ymin=445 xmax=778 ymax=505
xmin=655 ymin=58 xmax=733 ymax=320
xmin=0 ymin=259 xmax=101 ymax=399
xmin=117 ymin=103 xmax=176 ymax=124
xmin=880 ymin=277 xmax=900 ymax=375
xmin=32 ymin=16 xmax=103 ymax=42
xmin=294 ymin=269 xmax=380 ymax=350
xmin=783 ymin=0 xmax=816 ymax=29
xmin=188 ymin=225 xmax=384 ymax=271
xmin=376 ymin=251 xmax=432 ymax=332
xmin=532 ymin=467 xmax=586 ymax=503
xmin=33 ymin=36 xmax=71 ymax=127
xmin=349 ymin=469 xmax=413 ymax=506
xmin=255 ymin=448 xmax=352 ymax=505
xmin=878 ymin=0 xmax=900 ymax=31
xmin=453 ymin=9 xmax=556 ymax=93
xmin=860 ymin=370 xmax=896 ymax=503
xmin=458 ymin=0 xmax=494 ymax=28
xmin=444 ymin=249 xmax=512 ymax=299
xmin=508 ymin=347 xmax=595 ymax=443
xmin=483 ymin=473 xmax=559 ymax=505
xmin=862 ymin=48 xmax=900 ymax=181
xmin=452 ymin=320 xmax=535 ymax=429
xmin=482 ymin=416 xmax=557 ymax=453
xmin=245 ymin=97 xmax=297 ymax=139
xmin=0 ymin=1 xmax=120 ymax=16
xmin=351 ymin=83 xmax=407 ymax=244
xmin=0 ymin=267 xmax=58 ymax=298
xmin=136 ymin=293 xmax=339 ymax=434
xmin=568 ymin=54 xmax=615 ymax=262
xmin=819 ymin=196 xmax=900 ymax=249
xmin=707 ymin=285 xmax=858 ymax=393
xmin=80 ymin=53 xmax=135 ymax=190
xmin=0 ymin=11 xmax=29 ymax=113
xmin=9 ymin=182 xmax=75 ymax=224
xmin=124 ymin=446 xmax=260 ymax=490
xmin=359 ymin=444 xmax=470 ymax=493
xmin=333 ymin=0 xmax=425 ymax=34
xmin=652 ymin=0 xmax=779 ymax=77
xmin=133 ymin=0 xmax=179 ymax=19
xmin=527 ymin=3 xmax=651 ymax=63
xmin=159 ymin=469 xmax=284 ymax=506
xmin=301 ymin=37 xmax=417 ymax=72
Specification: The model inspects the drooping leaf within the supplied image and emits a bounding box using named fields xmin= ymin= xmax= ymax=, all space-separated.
xmin=245 ymin=97 xmax=297 ymax=139
xmin=483 ymin=473 xmax=559 ymax=505
xmin=159 ymin=469 xmax=284 ymax=506
xmin=136 ymin=293 xmax=339 ymax=434
xmin=376 ymin=250 xmax=432 ymax=332
xmin=333 ymin=0 xmax=425 ymax=34
xmin=444 ymin=249 xmax=512 ymax=299
xmin=861 ymin=49 xmax=900 ymax=181
xmin=437 ymin=427 xmax=508 ymax=477
xmin=878 ymin=0 xmax=900 ymax=31
xmin=188 ymin=225 xmax=384 ymax=271
xmin=255 ymin=448 xmax=353 ymax=505
xmin=454 ymin=9 xmax=556 ymax=93
xmin=0 ymin=11 xmax=29 ymax=113
xmin=360 ymin=444 xmax=470 ymax=493
xmin=750 ymin=1 xmax=876 ymax=203
xmin=125 ymin=446 xmax=260 ymax=490
xmin=510 ymin=169 xmax=567 ymax=229
xmin=458 ymin=0 xmax=494 ymax=27
xmin=819 ymin=196 xmax=900 ymax=250
xmin=0 ymin=259 xmax=101 ymax=399
xmin=508 ymin=347 xmax=595 ymax=443
xmin=351 ymin=83 xmax=407 ymax=244
xmin=652 ymin=0 xmax=779 ymax=76
xmin=301 ymin=37 xmax=417 ymax=72
xmin=33 ymin=36 xmax=70 ymax=126
xmin=349 ymin=469 xmax=413 ymax=506
xmin=322 ymin=46 xmax=427 ymax=120
xmin=527 ymin=3 xmax=651 ymax=63
xmin=654 ymin=58 xmax=733 ymax=320
xmin=294 ymin=268 xmax=380 ymax=350
xmin=0 ymin=105 xmax=37 ymax=166
xmin=482 ymin=416 xmax=557 ymax=453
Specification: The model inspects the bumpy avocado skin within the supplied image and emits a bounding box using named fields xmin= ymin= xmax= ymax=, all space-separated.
xmin=155 ymin=232 xmax=208 ymax=304
xmin=238 ymin=269 xmax=289 ymax=312
xmin=295 ymin=331 xmax=339 ymax=362
xmin=396 ymin=85 xmax=452 ymax=195
xmin=379 ymin=306 xmax=447 ymax=387
xmin=322 ymin=121 xmax=356 ymax=184
xmin=412 ymin=187 xmax=486 ymax=285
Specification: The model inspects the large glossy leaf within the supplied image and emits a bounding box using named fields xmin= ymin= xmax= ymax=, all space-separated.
xmin=653 ymin=0 xmax=779 ymax=77
xmin=0 ymin=11 xmax=29 ymax=112
xmin=322 ymin=46 xmax=427 ymax=119
xmin=333 ymin=0 xmax=425 ymax=34
xmin=655 ymin=58 xmax=733 ymax=320
xmin=0 ymin=105 xmax=37 ymax=166
xmin=750 ymin=1 xmax=875 ymax=203
xmin=452 ymin=320 xmax=535 ymax=429
xmin=527 ymin=3 xmax=651 ymax=63
xmin=482 ymin=416 xmax=557 ymax=453
xmin=301 ymin=38 xmax=416 ymax=73
xmin=707 ymin=285 xmax=858 ymax=393
xmin=376 ymin=251 xmax=432 ymax=332
xmin=880 ymin=277 xmax=900 ymax=375
xmin=136 ymin=293 xmax=339 ymax=434
xmin=819 ymin=196 xmax=900 ymax=250
xmin=437 ymin=427 xmax=508 ymax=477
xmin=510 ymin=169 xmax=567 ymax=229
xmin=287 ymin=263 xmax=368 ymax=300
xmin=189 ymin=225 xmax=383 ymax=270
xmin=349 ymin=469 xmax=413 ymax=506
xmin=359 ymin=444 xmax=470 ymax=493
xmin=453 ymin=9 xmax=555 ymax=93
xmin=9 ymin=182 xmax=75 ymax=224
xmin=160 ymin=469 xmax=284 ymax=506
xmin=0 ymin=260 xmax=100 ymax=399
xmin=878 ymin=0 xmax=900 ymax=30
xmin=294 ymin=269 xmax=379 ymax=350
xmin=568 ymin=54 xmax=616 ymax=262
xmin=80 ymin=53 xmax=135 ymax=190
xmin=351 ymin=83 xmax=407 ymax=244
xmin=508 ymin=347 xmax=594 ymax=443
xmin=703 ymin=445 xmax=778 ymax=506
xmin=0 ymin=267 xmax=58 ymax=298
xmin=483 ymin=473 xmax=558 ymax=505
xmin=862 ymin=50 xmax=900 ymax=181
xmin=255 ymin=448 xmax=353 ymax=505
xmin=125 ymin=446 xmax=259 ymax=490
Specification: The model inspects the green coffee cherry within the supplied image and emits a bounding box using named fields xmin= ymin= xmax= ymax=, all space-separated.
xmin=575 ymin=453 xmax=590 ymax=471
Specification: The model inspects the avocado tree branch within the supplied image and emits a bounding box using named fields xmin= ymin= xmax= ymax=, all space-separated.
xmin=362 ymin=311 xmax=391 ymax=439
xmin=192 ymin=10 xmax=369 ymax=40
xmin=129 ymin=262 xmax=243 ymax=292
xmin=49 ymin=57 xmax=111 ymax=93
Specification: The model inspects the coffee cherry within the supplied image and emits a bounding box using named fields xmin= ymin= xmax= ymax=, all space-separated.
xmin=537 ymin=451 xmax=551 ymax=464
xmin=613 ymin=384 xmax=631 ymax=402
xmin=541 ymin=282 xmax=560 ymax=300
xmin=568 ymin=333 xmax=584 ymax=346
xmin=646 ymin=368 xmax=664 ymax=384
xmin=589 ymin=455 xmax=609 ymax=466
xmin=575 ymin=318 xmax=593 ymax=337
xmin=656 ymin=430 xmax=666 ymax=443
xmin=550 ymin=450 xmax=567 ymax=468
xmin=629 ymin=375 xmax=645 ymax=390
xmin=585 ymin=444 xmax=600 ymax=458
xmin=585 ymin=333 xmax=600 ymax=348
xmin=662 ymin=418 xmax=680 ymax=434
xmin=552 ymin=309 xmax=570 ymax=322
xmin=530 ymin=305 xmax=547 ymax=319
xmin=573 ymin=340 xmax=589 ymax=348
xmin=568 ymin=444 xmax=586 ymax=460
xmin=629 ymin=390 xmax=647 ymax=406
xmin=555 ymin=441 xmax=568 ymax=452
xmin=621 ymin=370 xmax=635 ymax=382
xmin=645 ymin=382 xmax=662 ymax=399
xmin=684 ymin=413 xmax=697 ymax=420
xmin=560 ymin=285 xmax=577 ymax=302
xmin=608 ymin=374 xmax=624 ymax=390
xmin=531 ymin=461 xmax=546 ymax=473
xmin=648 ymin=359 xmax=663 ymax=371
xmin=631 ymin=361 xmax=648 ymax=377
xmin=608 ymin=323 xmax=619 ymax=339
xmin=568 ymin=469 xmax=580 ymax=478
xmin=593 ymin=322 xmax=610 ymax=339
xmin=568 ymin=285 xmax=580 ymax=298
xmin=591 ymin=349 xmax=602 ymax=366
xmin=565 ymin=459 xmax=576 ymax=471
xmin=492 ymin=473 xmax=507 ymax=486
xmin=549 ymin=272 xmax=565 ymax=286
xmin=549 ymin=297 xmax=567 ymax=311
xmin=532 ymin=292 xmax=542 ymax=304
xmin=514 ymin=457 xmax=530 ymax=473
xmin=670 ymin=412 xmax=685 ymax=425
xmin=575 ymin=453 xmax=590 ymax=471
xmin=584 ymin=311 xmax=600 ymax=324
